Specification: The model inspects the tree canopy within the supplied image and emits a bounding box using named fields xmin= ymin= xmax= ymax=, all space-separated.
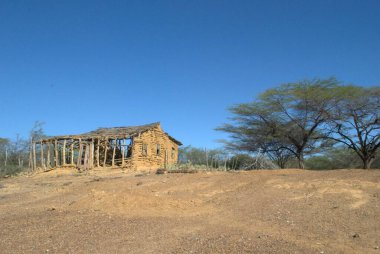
xmin=327 ymin=86 xmax=380 ymax=169
xmin=217 ymin=78 xmax=380 ymax=169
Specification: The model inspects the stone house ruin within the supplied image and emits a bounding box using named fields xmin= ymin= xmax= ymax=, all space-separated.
xmin=30 ymin=122 xmax=182 ymax=171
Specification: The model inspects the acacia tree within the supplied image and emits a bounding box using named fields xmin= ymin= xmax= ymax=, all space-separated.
xmin=217 ymin=78 xmax=340 ymax=169
xmin=218 ymin=112 xmax=294 ymax=168
xmin=327 ymin=86 xmax=380 ymax=169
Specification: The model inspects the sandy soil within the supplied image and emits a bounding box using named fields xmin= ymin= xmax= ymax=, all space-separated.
xmin=0 ymin=168 xmax=379 ymax=253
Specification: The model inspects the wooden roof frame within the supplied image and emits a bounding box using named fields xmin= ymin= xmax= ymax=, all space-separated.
xmin=34 ymin=122 xmax=182 ymax=145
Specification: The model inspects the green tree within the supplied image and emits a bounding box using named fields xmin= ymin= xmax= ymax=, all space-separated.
xmin=327 ymin=86 xmax=380 ymax=169
xmin=217 ymin=78 xmax=340 ymax=169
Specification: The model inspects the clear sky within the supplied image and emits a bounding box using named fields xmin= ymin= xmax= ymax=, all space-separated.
xmin=0 ymin=0 xmax=379 ymax=148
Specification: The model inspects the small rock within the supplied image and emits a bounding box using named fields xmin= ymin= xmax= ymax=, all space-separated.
xmin=352 ymin=233 xmax=360 ymax=238
xmin=156 ymin=168 xmax=167 ymax=174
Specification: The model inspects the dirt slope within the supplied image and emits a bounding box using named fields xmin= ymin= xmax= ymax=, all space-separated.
xmin=0 ymin=168 xmax=379 ymax=253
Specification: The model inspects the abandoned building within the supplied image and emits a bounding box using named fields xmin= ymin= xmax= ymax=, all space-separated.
xmin=30 ymin=122 xmax=182 ymax=171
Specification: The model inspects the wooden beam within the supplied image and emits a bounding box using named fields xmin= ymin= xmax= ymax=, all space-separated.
xmin=83 ymin=145 xmax=89 ymax=170
xmin=96 ymin=139 xmax=100 ymax=167
xmin=54 ymin=140 xmax=59 ymax=167
xmin=103 ymin=138 xmax=108 ymax=168
xmin=77 ymin=139 xmax=82 ymax=168
xmin=90 ymin=139 xmax=94 ymax=169
xmin=112 ymin=138 xmax=116 ymax=167
xmin=62 ymin=139 xmax=66 ymax=165
xmin=46 ymin=142 xmax=50 ymax=167
xmin=40 ymin=141 xmax=45 ymax=169
xmin=121 ymin=139 xmax=125 ymax=167
xmin=70 ymin=141 xmax=74 ymax=165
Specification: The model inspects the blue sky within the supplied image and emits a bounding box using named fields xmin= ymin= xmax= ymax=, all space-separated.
xmin=0 ymin=0 xmax=379 ymax=148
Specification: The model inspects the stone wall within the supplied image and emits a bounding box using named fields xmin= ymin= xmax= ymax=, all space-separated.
xmin=130 ymin=126 xmax=179 ymax=170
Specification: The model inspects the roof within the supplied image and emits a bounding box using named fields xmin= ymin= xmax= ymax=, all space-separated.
xmin=83 ymin=122 xmax=161 ymax=137
xmin=37 ymin=122 xmax=182 ymax=145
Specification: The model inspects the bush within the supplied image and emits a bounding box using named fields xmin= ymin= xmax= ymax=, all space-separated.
xmin=0 ymin=165 xmax=28 ymax=177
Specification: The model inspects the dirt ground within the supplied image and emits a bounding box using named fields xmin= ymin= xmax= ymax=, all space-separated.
xmin=0 ymin=168 xmax=379 ymax=254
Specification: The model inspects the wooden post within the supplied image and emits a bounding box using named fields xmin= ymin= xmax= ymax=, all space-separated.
xmin=46 ymin=142 xmax=50 ymax=167
xmin=90 ymin=139 xmax=94 ymax=169
xmin=40 ymin=141 xmax=45 ymax=169
xmin=112 ymin=138 xmax=116 ymax=167
xmin=103 ymin=138 xmax=108 ymax=168
xmin=83 ymin=145 xmax=89 ymax=170
xmin=77 ymin=139 xmax=82 ymax=168
xmin=32 ymin=142 xmax=37 ymax=170
xmin=54 ymin=140 xmax=59 ymax=167
xmin=96 ymin=138 xmax=100 ymax=167
xmin=70 ymin=141 xmax=74 ymax=165
xmin=121 ymin=139 xmax=125 ymax=167
xmin=62 ymin=139 xmax=66 ymax=165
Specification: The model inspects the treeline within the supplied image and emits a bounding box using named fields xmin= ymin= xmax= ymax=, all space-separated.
xmin=178 ymin=146 xmax=277 ymax=170
xmin=178 ymin=146 xmax=380 ymax=170
xmin=0 ymin=122 xmax=45 ymax=176
xmin=217 ymin=78 xmax=380 ymax=169
xmin=305 ymin=147 xmax=380 ymax=170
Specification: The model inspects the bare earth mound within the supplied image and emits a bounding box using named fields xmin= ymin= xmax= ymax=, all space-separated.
xmin=0 ymin=168 xmax=379 ymax=253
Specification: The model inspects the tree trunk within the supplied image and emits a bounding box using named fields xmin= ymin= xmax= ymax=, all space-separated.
xmin=297 ymin=153 xmax=305 ymax=169
xmin=277 ymin=159 xmax=286 ymax=169
xmin=362 ymin=157 xmax=374 ymax=169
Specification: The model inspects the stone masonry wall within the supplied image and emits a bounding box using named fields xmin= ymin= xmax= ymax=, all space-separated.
xmin=130 ymin=126 xmax=179 ymax=170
